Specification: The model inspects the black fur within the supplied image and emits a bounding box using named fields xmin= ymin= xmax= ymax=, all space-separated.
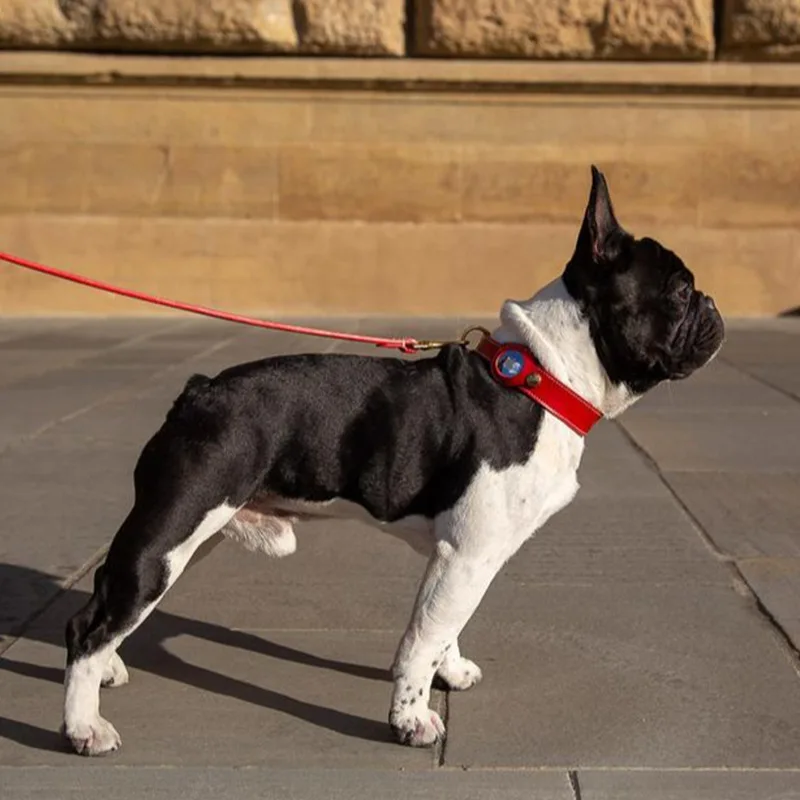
xmin=164 ymin=344 xmax=543 ymax=521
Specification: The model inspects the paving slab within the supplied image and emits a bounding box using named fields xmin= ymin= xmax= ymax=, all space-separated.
xmin=579 ymin=770 xmax=800 ymax=800
xmin=38 ymin=396 xmax=182 ymax=450
xmin=719 ymin=324 xmax=800 ymax=400
xmin=664 ymin=472 xmax=800 ymax=558
xmin=446 ymin=583 xmax=800 ymax=768
xmin=0 ymin=767 xmax=574 ymax=800
xmin=0 ymin=350 xmax=105 ymax=388
xmin=506 ymin=495 xmax=730 ymax=586
xmin=1 ymin=318 xmax=800 ymax=790
xmin=620 ymin=409 xmax=800 ymax=473
xmin=0 ymin=320 xmax=83 ymax=344
xmin=720 ymin=326 xmax=800 ymax=368
xmin=79 ymin=345 xmax=211 ymax=369
xmin=745 ymin=365 xmax=800 ymax=401
xmin=0 ymin=386 xmax=139 ymax=451
xmin=0 ymin=329 xmax=135 ymax=354
xmin=629 ymin=358 xmax=796 ymax=413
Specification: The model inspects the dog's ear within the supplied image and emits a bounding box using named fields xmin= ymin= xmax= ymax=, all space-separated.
xmin=576 ymin=165 xmax=625 ymax=264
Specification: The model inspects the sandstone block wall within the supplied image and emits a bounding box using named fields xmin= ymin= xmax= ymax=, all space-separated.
xmin=722 ymin=0 xmax=800 ymax=59
xmin=1 ymin=62 xmax=798 ymax=317
xmin=415 ymin=0 xmax=715 ymax=60
xmin=1 ymin=1 xmax=800 ymax=60
xmin=0 ymin=0 xmax=405 ymax=56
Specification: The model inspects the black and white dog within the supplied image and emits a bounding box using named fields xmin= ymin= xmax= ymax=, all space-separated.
xmin=62 ymin=166 xmax=724 ymax=756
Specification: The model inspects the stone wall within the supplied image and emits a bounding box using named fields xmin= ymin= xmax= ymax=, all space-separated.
xmin=1 ymin=1 xmax=800 ymax=60
xmin=0 ymin=56 xmax=798 ymax=317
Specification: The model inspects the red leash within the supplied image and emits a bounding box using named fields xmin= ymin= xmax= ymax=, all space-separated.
xmin=0 ymin=250 xmax=604 ymax=435
xmin=0 ymin=250 xmax=437 ymax=354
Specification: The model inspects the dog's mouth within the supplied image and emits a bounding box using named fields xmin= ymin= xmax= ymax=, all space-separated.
xmin=668 ymin=292 xmax=725 ymax=380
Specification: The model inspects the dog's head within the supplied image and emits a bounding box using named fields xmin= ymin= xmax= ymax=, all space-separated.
xmin=562 ymin=166 xmax=725 ymax=395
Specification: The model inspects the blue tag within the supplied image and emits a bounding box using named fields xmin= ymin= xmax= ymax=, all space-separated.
xmin=497 ymin=350 xmax=524 ymax=379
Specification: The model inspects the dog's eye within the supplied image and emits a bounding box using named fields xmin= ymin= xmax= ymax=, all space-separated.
xmin=672 ymin=279 xmax=693 ymax=304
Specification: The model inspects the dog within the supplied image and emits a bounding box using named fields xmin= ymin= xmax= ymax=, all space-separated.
xmin=61 ymin=166 xmax=725 ymax=756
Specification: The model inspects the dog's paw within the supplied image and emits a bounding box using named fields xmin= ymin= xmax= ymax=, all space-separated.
xmin=101 ymin=653 xmax=129 ymax=689
xmin=434 ymin=656 xmax=483 ymax=692
xmin=390 ymin=708 xmax=445 ymax=747
xmin=62 ymin=716 xmax=121 ymax=756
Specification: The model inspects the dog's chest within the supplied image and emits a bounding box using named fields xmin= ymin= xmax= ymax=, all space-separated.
xmin=447 ymin=412 xmax=584 ymax=540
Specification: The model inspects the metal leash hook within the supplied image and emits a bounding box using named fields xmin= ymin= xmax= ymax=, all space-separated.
xmin=409 ymin=325 xmax=491 ymax=352
xmin=411 ymin=325 xmax=491 ymax=352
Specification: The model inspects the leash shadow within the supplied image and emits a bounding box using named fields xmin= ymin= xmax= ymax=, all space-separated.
xmin=0 ymin=563 xmax=394 ymax=753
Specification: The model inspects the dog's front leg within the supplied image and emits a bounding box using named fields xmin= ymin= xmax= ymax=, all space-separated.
xmin=389 ymin=523 xmax=520 ymax=747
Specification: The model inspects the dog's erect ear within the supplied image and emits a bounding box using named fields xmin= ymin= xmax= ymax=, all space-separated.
xmin=576 ymin=165 xmax=625 ymax=264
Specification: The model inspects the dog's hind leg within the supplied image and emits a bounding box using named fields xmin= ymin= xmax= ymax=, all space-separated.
xmin=63 ymin=498 xmax=237 ymax=756
xmin=98 ymin=530 xmax=224 ymax=692
xmin=100 ymin=651 xmax=130 ymax=689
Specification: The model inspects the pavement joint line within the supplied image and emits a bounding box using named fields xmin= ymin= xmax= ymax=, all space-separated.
xmin=0 ymin=542 xmax=109 ymax=660
xmin=0 ymin=335 xmax=237 ymax=459
xmin=612 ymin=421 xmax=732 ymax=564
xmin=434 ymin=688 xmax=449 ymax=768
xmin=438 ymin=766 xmax=800 ymax=772
xmin=613 ymin=420 xmax=800 ymax=676
xmin=568 ymin=769 xmax=582 ymax=800
xmin=729 ymin=564 xmax=800 ymax=681
xmin=718 ymin=354 xmax=800 ymax=404
xmin=1 ymin=765 xmax=800 ymax=773
xmin=0 ymin=317 xmax=193 ymax=392
xmin=0 ymin=318 xmax=85 ymax=348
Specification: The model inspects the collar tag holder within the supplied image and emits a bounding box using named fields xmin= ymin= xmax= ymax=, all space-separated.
xmin=475 ymin=336 xmax=603 ymax=437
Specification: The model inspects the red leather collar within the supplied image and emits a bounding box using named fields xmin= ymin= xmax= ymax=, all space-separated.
xmin=475 ymin=336 xmax=602 ymax=437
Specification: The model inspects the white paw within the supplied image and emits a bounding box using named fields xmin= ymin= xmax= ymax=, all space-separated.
xmin=63 ymin=715 xmax=121 ymax=756
xmin=436 ymin=657 xmax=483 ymax=692
xmin=101 ymin=653 xmax=129 ymax=688
xmin=390 ymin=707 xmax=446 ymax=747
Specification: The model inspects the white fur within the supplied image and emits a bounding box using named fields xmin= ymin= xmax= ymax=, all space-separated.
xmin=496 ymin=278 xmax=638 ymax=418
xmin=101 ymin=651 xmax=129 ymax=688
xmin=436 ymin=640 xmax=482 ymax=691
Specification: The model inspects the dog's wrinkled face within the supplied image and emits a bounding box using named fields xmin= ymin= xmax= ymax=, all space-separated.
xmin=563 ymin=166 xmax=725 ymax=395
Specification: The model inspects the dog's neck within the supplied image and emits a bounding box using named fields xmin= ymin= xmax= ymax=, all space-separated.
xmin=491 ymin=277 xmax=637 ymax=420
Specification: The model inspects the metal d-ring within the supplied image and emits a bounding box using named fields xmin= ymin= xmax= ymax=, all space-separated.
xmin=458 ymin=325 xmax=491 ymax=349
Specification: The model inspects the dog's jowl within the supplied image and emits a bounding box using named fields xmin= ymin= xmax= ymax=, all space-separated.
xmin=62 ymin=166 xmax=725 ymax=756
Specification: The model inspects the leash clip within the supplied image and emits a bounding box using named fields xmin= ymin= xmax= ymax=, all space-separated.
xmin=410 ymin=325 xmax=491 ymax=353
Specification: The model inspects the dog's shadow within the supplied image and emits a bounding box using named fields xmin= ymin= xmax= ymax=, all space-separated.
xmin=0 ymin=559 xmax=394 ymax=753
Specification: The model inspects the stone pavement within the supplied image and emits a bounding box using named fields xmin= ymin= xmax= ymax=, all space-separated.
xmin=0 ymin=316 xmax=798 ymax=799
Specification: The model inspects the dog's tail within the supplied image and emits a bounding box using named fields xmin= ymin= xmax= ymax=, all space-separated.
xmin=183 ymin=373 xmax=211 ymax=394
xmin=166 ymin=373 xmax=211 ymax=421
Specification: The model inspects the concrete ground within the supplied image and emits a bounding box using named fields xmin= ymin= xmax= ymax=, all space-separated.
xmin=0 ymin=316 xmax=799 ymax=799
